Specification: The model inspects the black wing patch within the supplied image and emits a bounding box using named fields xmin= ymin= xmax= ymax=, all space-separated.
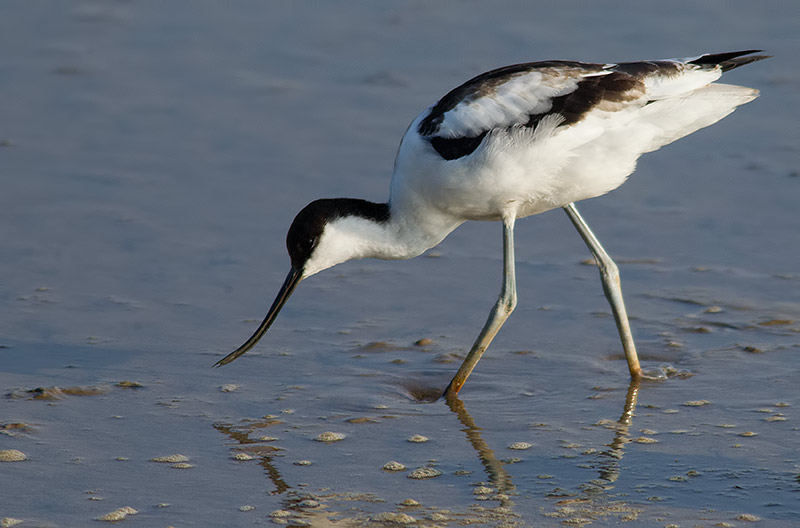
xmin=539 ymin=72 xmax=640 ymax=127
xmin=429 ymin=132 xmax=488 ymax=160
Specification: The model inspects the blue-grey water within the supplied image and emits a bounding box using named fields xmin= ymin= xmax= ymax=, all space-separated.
xmin=1 ymin=2 xmax=798 ymax=526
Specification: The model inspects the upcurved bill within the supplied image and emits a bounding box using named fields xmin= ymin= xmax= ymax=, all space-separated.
xmin=214 ymin=267 xmax=302 ymax=367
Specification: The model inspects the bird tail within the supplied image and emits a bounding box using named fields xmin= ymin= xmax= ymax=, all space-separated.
xmin=635 ymin=83 xmax=759 ymax=154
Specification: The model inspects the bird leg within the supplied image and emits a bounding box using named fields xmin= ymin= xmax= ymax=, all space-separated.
xmin=563 ymin=202 xmax=642 ymax=379
xmin=444 ymin=217 xmax=518 ymax=398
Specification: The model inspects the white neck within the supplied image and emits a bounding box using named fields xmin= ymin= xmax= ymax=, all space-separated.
xmin=302 ymin=203 xmax=462 ymax=278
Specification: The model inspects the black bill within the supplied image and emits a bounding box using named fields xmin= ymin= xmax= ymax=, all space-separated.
xmin=214 ymin=267 xmax=303 ymax=367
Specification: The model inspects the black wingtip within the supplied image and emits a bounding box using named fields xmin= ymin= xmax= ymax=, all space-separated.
xmin=689 ymin=50 xmax=771 ymax=72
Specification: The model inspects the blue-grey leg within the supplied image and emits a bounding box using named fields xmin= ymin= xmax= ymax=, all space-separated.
xmin=444 ymin=216 xmax=518 ymax=397
xmin=563 ymin=202 xmax=642 ymax=379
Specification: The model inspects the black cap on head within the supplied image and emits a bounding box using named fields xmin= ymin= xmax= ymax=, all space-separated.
xmin=286 ymin=201 xmax=329 ymax=271
xmin=286 ymin=198 xmax=391 ymax=271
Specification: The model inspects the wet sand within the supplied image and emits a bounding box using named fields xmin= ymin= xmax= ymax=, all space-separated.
xmin=1 ymin=1 xmax=799 ymax=526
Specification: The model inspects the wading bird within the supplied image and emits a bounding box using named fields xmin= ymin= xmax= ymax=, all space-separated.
xmin=216 ymin=50 xmax=767 ymax=397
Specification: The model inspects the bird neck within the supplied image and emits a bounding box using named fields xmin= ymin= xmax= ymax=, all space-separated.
xmin=301 ymin=199 xmax=461 ymax=278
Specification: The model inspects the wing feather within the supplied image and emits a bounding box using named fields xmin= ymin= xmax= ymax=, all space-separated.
xmin=416 ymin=51 xmax=767 ymax=161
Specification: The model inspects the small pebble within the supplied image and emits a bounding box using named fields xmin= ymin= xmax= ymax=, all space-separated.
xmin=298 ymin=500 xmax=319 ymax=508
xmin=508 ymin=441 xmax=532 ymax=450
xmin=116 ymin=381 xmax=143 ymax=388
xmin=371 ymin=512 xmax=415 ymax=524
xmin=473 ymin=486 xmax=494 ymax=495
xmin=0 ymin=422 xmax=33 ymax=437
xmin=171 ymin=462 xmax=193 ymax=469
xmin=736 ymin=514 xmax=761 ymax=522
xmin=399 ymin=498 xmax=419 ymax=506
xmin=775 ymin=402 xmax=791 ymax=407
xmin=347 ymin=417 xmax=378 ymax=424
xmin=220 ymin=384 xmax=239 ymax=392
xmin=407 ymin=434 xmax=429 ymax=443
xmin=315 ymin=431 xmax=346 ymax=442
xmin=97 ymin=507 xmax=138 ymax=522
xmin=414 ymin=338 xmax=433 ymax=346
xmin=0 ymin=449 xmax=27 ymax=462
xmin=382 ymin=461 xmax=406 ymax=471
xmin=683 ymin=400 xmax=711 ymax=407
xmin=269 ymin=509 xmax=292 ymax=518
xmin=634 ymin=437 xmax=658 ymax=444
xmin=1 ymin=519 xmax=24 ymax=527
xmin=738 ymin=431 xmax=758 ymax=437
xmin=408 ymin=467 xmax=442 ymax=479
xmin=294 ymin=460 xmax=312 ymax=466
xmin=150 ymin=454 xmax=189 ymax=463
xmin=233 ymin=453 xmax=255 ymax=461
xmin=239 ymin=505 xmax=256 ymax=512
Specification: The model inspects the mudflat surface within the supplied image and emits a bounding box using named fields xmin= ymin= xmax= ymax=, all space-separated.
xmin=1 ymin=2 xmax=798 ymax=526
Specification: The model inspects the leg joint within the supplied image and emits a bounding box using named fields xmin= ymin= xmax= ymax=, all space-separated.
xmin=598 ymin=258 xmax=620 ymax=282
xmin=499 ymin=291 xmax=517 ymax=315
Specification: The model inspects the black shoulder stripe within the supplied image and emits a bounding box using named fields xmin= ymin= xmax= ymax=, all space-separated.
xmin=429 ymin=133 xmax=488 ymax=161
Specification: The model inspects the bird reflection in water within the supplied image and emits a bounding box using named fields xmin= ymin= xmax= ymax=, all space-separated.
xmin=211 ymin=378 xmax=644 ymax=524
xmin=442 ymin=378 xmax=644 ymax=524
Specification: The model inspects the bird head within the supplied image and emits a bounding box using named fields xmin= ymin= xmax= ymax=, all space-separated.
xmin=215 ymin=198 xmax=390 ymax=367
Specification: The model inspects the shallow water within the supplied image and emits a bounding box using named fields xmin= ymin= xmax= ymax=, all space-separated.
xmin=1 ymin=1 xmax=799 ymax=526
